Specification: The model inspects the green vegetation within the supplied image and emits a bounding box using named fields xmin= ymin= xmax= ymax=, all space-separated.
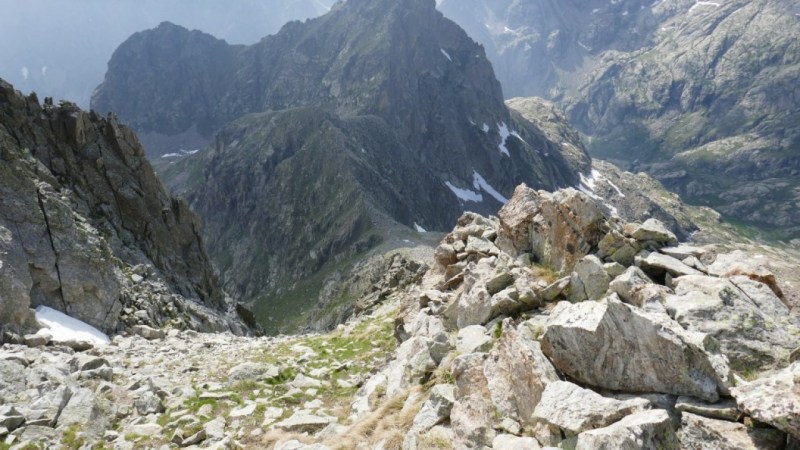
xmin=61 ymin=424 xmax=86 ymax=450
xmin=492 ymin=321 xmax=503 ymax=340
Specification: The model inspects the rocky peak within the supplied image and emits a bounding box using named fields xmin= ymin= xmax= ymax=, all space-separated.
xmin=0 ymin=78 xmax=249 ymax=336
xmin=94 ymin=0 xmax=590 ymax=332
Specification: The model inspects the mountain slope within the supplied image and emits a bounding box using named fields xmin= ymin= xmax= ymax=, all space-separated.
xmin=0 ymin=79 xmax=248 ymax=335
xmin=439 ymin=0 xmax=800 ymax=240
xmin=94 ymin=0 xmax=590 ymax=332
xmin=0 ymin=0 xmax=335 ymax=107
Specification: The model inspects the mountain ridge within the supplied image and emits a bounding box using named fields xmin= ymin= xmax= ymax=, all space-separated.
xmin=92 ymin=0 xmax=591 ymax=331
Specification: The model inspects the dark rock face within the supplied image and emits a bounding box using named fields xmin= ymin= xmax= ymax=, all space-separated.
xmin=439 ymin=0 xmax=800 ymax=239
xmin=92 ymin=0 xmax=585 ymax=198
xmin=94 ymin=0 xmax=590 ymax=332
xmin=0 ymin=79 xmax=245 ymax=334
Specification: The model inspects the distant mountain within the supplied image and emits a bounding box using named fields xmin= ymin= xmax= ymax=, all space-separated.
xmin=92 ymin=0 xmax=590 ymax=333
xmin=439 ymin=0 xmax=800 ymax=240
xmin=0 ymin=0 xmax=334 ymax=108
xmin=0 ymin=79 xmax=249 ymax=335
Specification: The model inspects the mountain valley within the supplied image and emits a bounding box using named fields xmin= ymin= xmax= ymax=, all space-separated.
xmin=1 ymin=0 xmax=800 ymax=448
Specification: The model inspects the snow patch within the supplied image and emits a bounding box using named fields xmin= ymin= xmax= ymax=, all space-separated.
xmin=440 ymin=49 xmax=452 ymax=62
xmin=447 ymin=172 xmax=510 ymax=204
xmin=578 ymin=170 xmax=620 ymax=216
xmin=482 ymin=123 xmax=490 ymax=134
xmin=446 ymin=181 xmax=483 ymax=202
xmin=497 ymin=122 xmax=525 ymax=156
xmin=497 ymin=123 xmax=511 ymax=156
xmin=162 ymin=149 xmax=200 ymax=159
xmin=606 ymin=178 xmax=626 ymax=198
xmin=472 ymin=171 xmax=508 ymax=204
xmin=414 ymin=222 xmax=427 ymax=233
xmin=689 ymin=1 xmax=720 ymax=13
xmin=35 ymin=306 xmax=110 ymax=346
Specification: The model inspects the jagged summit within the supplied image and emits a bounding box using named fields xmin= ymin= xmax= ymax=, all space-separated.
xmin=92 ymin=0 xmax=589 ymax=331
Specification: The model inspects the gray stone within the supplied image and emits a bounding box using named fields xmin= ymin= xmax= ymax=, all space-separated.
xmin=23 ymin=329 xmax=51 ymax=347
xmin=708 ymin=251 xmax=783 ymax=299
xmin=0 ymin=409 xmax=25 ymax=431
xmin=675 ymin=396 xmax=740 ymax=421
xmin=0 ymin=360 xmax=26 ymax=401
xmin=483 ymin=322 xmax=557 ymax=428
xmin=385 ymin=336 xmax=436 ymax=398
xmin=181 ymin=429 xmax=207 ymax=446
xmin=668 ymin=275 xmax=800 ymax=370
xmin=485 ymin=271 xmax=513 ymax=295
xmin=451 ymin=353 xmax=495 ymax=449
xmin=229 ymin=402 xmax=257 ymax=418
xmin=541 ymin=298 xmax=732 ymax=402
xmin=603 ymin=262 xmax=626 ymax=279
xmin=492 ymin=434 xmax=542 ymax=449
xmin=541 ymin=277 xmax=570 ymax=302
xmin=732 ymin=361 xmax=800 ymax=440
xmin=273 ymin=412 xmax=334 ymax=434
xmin=130 ymin=325 xmax=166 ymax=340
xmin=135 ymin=391 xmax=165 ymax=415
xmin=204 ymin=417 xmax=226 ymax=440
xmin=465 ymin=236 xmax=500 ymax=256
xmin=533 ymin=381 xmax=650 ymax=435
xmin=660 ymin=245 xmax=711 ymax=261
xmin=410 ymin=384 xmax=456 ymax=433
xmin=58 ymin=387 xmax=109 ymax=437
xmin=630 ymin=219 xmax=678 ymax=245
xmin=227 ymin=362 xmax=279 ymax=382
xmin=69 ymin=354 xmax=109 ymax=373
xmin=276 ymin=440 xmax=331 ymax=450
xmin=27 ymin=384 xmax=72 ymax=427
xmin=636 ymin=252 xmax=703 ymax=279
xmin=575 ymin=410 xmax=679 ymax=450
xmin=497 ymin=186 xmax=609 ymax=273
xmin=609 ymin=266 xmax=652 ymax=305
xmin=678 ymin=412 xmax=786 ymax=450
xmin=456 ymin=325 xmax=492 ymax=354
xmin=571 ymin=255 xmax=611 ymax=301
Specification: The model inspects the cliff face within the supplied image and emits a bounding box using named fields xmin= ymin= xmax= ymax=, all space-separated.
xmin=439 ymin=0 xmax=800 ymax=240
xmin=93 ymin=0 xmax=590 ymax=332
xmin=0 ymin=79 xmax=247 ymax=335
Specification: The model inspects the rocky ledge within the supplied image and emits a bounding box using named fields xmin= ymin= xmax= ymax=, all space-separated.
xmin=2 ymin=184 xmax=800 ymax=449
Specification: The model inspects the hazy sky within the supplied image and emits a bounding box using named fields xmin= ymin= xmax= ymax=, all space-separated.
xmin=0 ymin=0 xmax=335 ymax=107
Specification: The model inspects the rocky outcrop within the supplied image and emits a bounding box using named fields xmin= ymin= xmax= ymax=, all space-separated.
xmin=348 ymin=183 xmax=797 ymax=449
xmin=541 ymin=299 xmax=731 ymax=402
xmin=3 ymin=180 xmax=800 ymax=449
xmin=732 ymin=362 xmax=800 ymax=440
xmin=0 ymin=79 xmax=248 ymax=335
xmin=678 ymin=412 xmax=786 ymax=450
xmin=575 ymin=410 xmax=680 ymax=450
xmin=496 ymin=185 xmax=609 ymax=273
